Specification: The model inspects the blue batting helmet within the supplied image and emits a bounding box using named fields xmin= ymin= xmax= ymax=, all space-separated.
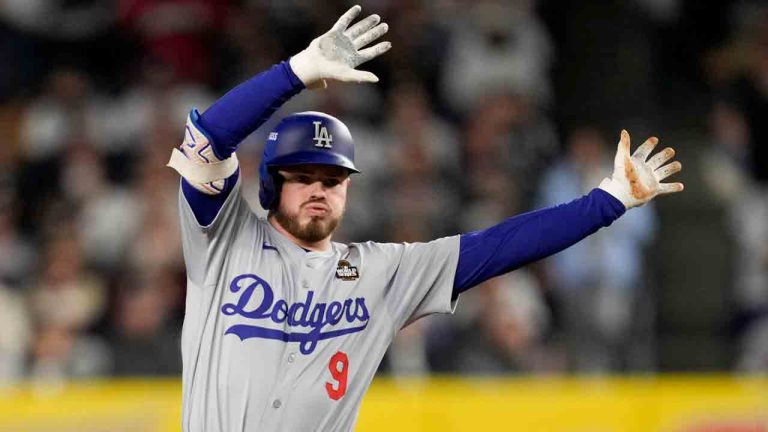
xmin=258 ymin=111 xmax=360 ymax=210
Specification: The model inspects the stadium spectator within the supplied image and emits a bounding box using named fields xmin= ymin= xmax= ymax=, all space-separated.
xmin=537 ymin=126 xmax=656 ymax=372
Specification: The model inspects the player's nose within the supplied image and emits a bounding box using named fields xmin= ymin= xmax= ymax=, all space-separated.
xmin=307 ymin=180 xmax=327 ymax=199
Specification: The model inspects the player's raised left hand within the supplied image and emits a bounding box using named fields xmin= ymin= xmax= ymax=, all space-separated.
xmin=289 ymin=5 xmax=391 ymax=88
xmin=598 ymin=130 xmax=684 ymax=209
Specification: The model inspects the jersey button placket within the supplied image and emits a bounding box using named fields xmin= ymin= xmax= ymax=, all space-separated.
xmin=301 ymin=259 xmax=312 ymax=290
xmin=287 ymin=353 xmax=296 ymax=363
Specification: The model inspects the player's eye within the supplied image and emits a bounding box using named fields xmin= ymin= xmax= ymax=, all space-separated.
xmin=296 ymin=175 xmax=313 ymax=184
xmin=322 ymin=178 xmax=342 ymax=188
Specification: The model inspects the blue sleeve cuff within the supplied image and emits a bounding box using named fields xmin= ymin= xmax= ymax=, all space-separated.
xmin=283 ymin=59 xmax=307 ymax=90
xmin=593 ymin=187 xmax=628 ymax=214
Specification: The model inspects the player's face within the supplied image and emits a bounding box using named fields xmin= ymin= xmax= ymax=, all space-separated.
xmin=273 ymin=165 xmax=350 ymax=243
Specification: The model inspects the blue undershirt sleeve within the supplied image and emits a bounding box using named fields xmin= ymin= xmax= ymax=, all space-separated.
xmin=181 ymin=169 xmax=240 ymax=227
xmin=181 ymin=61 xmax=305 ymax=226
xmin=198 ymin=61 xmax=305 ymax=159
xmin=453 ymin=188 xmax=627 ymax=295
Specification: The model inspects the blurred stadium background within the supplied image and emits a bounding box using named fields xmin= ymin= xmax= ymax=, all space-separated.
xmin=0 ymin=0 xmax=766 ymax=430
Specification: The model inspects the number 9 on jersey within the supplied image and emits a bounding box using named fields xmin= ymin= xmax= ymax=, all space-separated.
xmin=326 ymin=351 xmax=349 ymax=400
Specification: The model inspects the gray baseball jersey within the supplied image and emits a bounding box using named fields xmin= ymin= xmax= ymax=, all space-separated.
xmin=178 ymin=178 xmax=460 ymax=431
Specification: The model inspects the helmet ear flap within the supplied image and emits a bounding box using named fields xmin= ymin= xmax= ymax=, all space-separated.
xmin=258 ymin=163 xmax=284 ymax=210
xmin=270 ymin=170 xmax=284 ymax=210
xmin=258 ymin=161 xmax=275 ymax=209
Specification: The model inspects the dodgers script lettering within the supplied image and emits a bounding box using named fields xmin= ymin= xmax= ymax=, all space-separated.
xmin=221 ymin=274 xmax=370 ymax=354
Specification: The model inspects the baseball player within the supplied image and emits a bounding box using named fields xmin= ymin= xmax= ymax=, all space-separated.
xmin=167 ymin=5 xmax=683 ymax=431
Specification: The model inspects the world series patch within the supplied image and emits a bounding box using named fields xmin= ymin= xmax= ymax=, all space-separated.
xmin=335 ymin=260 xmax=359 ymax=281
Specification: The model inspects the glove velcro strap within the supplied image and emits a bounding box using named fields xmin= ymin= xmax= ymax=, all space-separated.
xmin=598 ymin=177 xmax=631 ymax=209
xmin=167 ymin=148 xmax=239 ymax=184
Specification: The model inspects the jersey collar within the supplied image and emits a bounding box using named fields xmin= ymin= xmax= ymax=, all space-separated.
xmin=263 ymin=218 xmax=338 ymax=261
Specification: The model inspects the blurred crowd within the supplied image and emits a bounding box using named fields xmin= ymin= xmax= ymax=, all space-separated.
xmin=0 ymin=0 xmax=766 ymax=384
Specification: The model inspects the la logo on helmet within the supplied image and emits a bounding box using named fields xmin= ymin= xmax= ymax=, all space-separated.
xmin=313 ymin=121 xmax=333 ymax=148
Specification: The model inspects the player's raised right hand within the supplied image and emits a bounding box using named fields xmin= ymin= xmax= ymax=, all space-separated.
xmin=289 ymin=5 xmax=391 ymax=88
xmin=598 ymin=130 xmax=684 ymax=209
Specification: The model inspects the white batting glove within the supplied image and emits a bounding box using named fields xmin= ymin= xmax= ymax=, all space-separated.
xmin=598 ymin=130 xmax=684 ymax=209
xmin=289 ymin=5 xmax=391 ymax=88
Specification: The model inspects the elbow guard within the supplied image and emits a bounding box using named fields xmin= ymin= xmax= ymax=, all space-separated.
xmin=166 ymin=109 xmax=239 ymax=195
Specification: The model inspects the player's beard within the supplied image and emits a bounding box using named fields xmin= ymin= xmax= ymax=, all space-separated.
xmin=273 ymin=202 xmax=343 ymax=243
